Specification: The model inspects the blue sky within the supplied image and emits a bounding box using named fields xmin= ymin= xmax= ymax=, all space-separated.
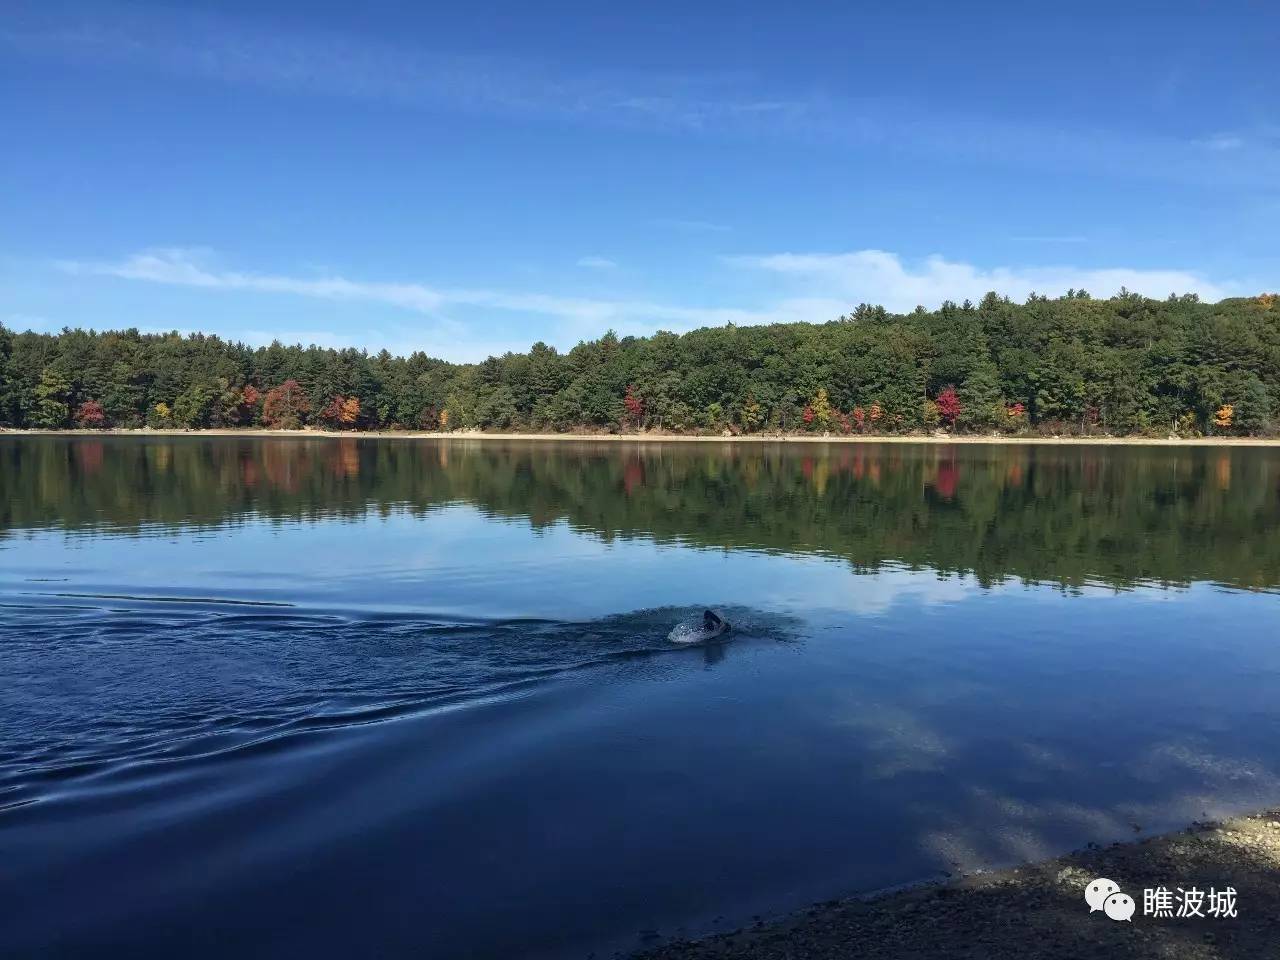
xmin=3 ymin=0 xmax=1278 ymax=361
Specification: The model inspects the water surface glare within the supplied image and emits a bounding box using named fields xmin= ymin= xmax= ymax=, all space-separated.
xmin=2 ymin=436 xmax=1280 ymax=958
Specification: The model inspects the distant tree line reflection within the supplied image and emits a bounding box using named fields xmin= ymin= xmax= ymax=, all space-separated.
xmin=3 ymin=437 xmax=1278 ymax=591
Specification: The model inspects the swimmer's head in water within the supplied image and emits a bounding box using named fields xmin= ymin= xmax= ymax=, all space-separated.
xmin=669 ymin=610 xmax=729 ymax=645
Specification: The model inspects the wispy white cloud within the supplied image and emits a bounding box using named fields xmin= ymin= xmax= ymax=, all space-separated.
xmin=55 ymin=247 xmax=1253 ymax=361
xmin=727 ymin=250 xmax=1245 ymax=311
xmin=5 ymin=2 xmax=1277 ymax=187
xmin=1197 ymin=134 xmax=1245 ymax=152
xmin=1 ymin=3 xmax=811 ymax=136
xmin=576 ymin=256 xmax=618 ymax=270
xmin=68 ymin=247 xmax=450 ymax=311
xmin=56 ymin=248 xmax=827 ymax=354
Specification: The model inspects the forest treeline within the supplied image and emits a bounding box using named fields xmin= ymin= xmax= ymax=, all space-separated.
xmin=2 ymin=289 xmax=1278 ymax=436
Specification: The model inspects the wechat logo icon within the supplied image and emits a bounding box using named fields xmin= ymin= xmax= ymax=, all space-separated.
xmin=1085 ymin=878 xmax=1135 ymax=921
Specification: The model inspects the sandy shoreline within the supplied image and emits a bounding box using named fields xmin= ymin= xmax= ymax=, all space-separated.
xmin=636 ymin=809 xmax=1280 ymax=959
xmin=5 ymin=428 xmax=1280 ymax=446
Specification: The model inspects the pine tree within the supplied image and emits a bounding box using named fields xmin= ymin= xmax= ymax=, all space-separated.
xmin=958 ymin=363 xmax=1004 ymax=430
xmin=1235 ymin=376 xmax=1271 ymax=434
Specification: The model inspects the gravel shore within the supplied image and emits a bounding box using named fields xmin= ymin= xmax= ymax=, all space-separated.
xmin=635 ymin=811 xmax=1280 ymax=960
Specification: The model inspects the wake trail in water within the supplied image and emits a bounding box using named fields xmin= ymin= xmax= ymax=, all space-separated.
xmin=0 ymin=599 xmax=795 ymax=809
xmin=34 ymin=592 xmax=296 ymax=607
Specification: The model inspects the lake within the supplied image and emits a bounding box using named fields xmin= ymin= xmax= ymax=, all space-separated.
xmin=2 ymin=436 xmax=1279 ymax=958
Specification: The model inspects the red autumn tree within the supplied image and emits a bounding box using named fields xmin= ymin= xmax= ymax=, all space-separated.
xmin=261 ymin=379 xmax=310 ymax=429
xmin=802 ymin=404 xmax=816 ymax=426
xmin=852 ymin=406 xmax=866 ymax=432
xmin=622 ymin=385 xmax=645 ymax=427
xmin=319 ymin=397 xmax=343 ymax=428
xmin=74 ymin=399 xmax=106 ymax=428
xmin=227 ymin=384 xmax=261 ymax=425
xmin=319 ymin=395 xmax=361 ymax=429
xmin=239 ymin=384 xmax=261 ymax=423
xmin=936 ymin=385 xmax=963 ymax=428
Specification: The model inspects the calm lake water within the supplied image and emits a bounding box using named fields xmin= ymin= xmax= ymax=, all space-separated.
xmin=3 ymin=436 xmax=1280 ymax=958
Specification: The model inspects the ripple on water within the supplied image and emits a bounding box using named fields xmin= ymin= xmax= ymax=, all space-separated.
xmin=0 ymin=600 xmax=797 ymax=804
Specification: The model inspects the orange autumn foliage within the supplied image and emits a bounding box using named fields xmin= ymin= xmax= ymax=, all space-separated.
xmin=319 ymin=395 xmax=362 ymax=429
xmin=261 ymin=380 xmax=310 ymax=429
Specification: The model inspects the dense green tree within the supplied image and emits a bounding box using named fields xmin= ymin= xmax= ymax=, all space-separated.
xmin=31 ymin=370 xmax=72 ymax=428
xmin=1234 ymin=374 xmax=1272 ymax=434
xmin=172 ymin=381 xmax=217 ymax=428
xmin=958 ymin=362 xmax=1004 ymax=429
xmin=476 ymin=386 xmax=518 ymax=428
